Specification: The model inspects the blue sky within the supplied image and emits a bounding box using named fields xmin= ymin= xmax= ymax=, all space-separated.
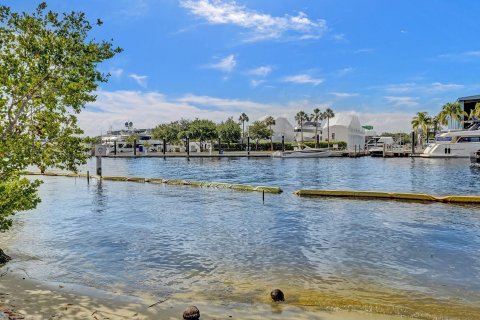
xmin=7 ymin=0 xmax=480 ymax=135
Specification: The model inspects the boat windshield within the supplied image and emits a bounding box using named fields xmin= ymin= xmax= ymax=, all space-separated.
xmin=435 ymin=136 xmax=452 ymax=142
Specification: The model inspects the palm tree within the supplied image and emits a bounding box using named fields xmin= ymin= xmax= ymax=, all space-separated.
xmin=323 ymin=108 xmax=335 ymax=149
xmin=431 ymin=115 xmax=441 ymax=139
xmin=311 ymin=108 xmax=324 ymax=148
xmin=238 ymin=113 xmax=249 ymax=144
xmin=437 ymin=102 xmax=466 ymax=128
xmin=264 ymin=116 xmax=276 ymax=151
xmin=411 ymin=112 xmax=432 ymax=146
xmin=295 ymin=111 xmax=309 ymax=145
xmin=468 ymin=102 xmax=480 ymax=119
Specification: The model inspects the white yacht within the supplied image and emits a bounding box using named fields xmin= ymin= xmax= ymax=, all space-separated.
xmin=421 ymin=120 xmax=480 ymax=158
xmin=101 ymin=129 xmax=162 ymax=153
xmin=272 ymin=146 xmax=331 ymax=158
xmin=294 ymin=121 xmax=322 ymax=142
xmin=366 ymin=136 xmax=395 ymax=157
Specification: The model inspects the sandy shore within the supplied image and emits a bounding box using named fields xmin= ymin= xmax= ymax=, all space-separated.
xmin=0 ymin=266 xmax=412 ymax=320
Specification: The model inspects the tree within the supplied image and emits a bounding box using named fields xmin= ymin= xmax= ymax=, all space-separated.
xmin=323 ymin=108 xmax=335 ymax=148
xmin=311 ymin=108 xmax=324 ymax=148
xmin=238 ymin=113 xmax=249 ymax=144
xmin=152 ymin=122 xmax=181 ymax=144
xmin=437 ymin=102 xmax=466 ymax=128
xmin=295 ymin=111 xmax=309 ymax=145
xmin=217 ymin=117 xmax=241 ymax=148
xmin=189 ymin=119 xmax=217 ymax=152
xmin=468 ymin=102 xmax=480 ymax=119
xmin=249 ymin=120 xmax=270 ymax=150
xmin=431 ymin=115 xmax=441 ymax=138
xmin=411 ymin=112 xmax=432 ymax=146
xmin=0 ymin=3 xmax=120 ymax=232
xmin=264 ymin=116 xmax=276 ymax=151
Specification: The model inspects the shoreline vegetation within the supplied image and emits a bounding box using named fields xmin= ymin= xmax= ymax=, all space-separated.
xmin=1 ymin=266 xmax=479 ymax=320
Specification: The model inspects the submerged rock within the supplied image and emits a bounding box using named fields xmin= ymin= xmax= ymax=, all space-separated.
xmin=270 ymin=289 xmax=285 ymax=302
xmin=0 ymin=249 xmax=11 ymax=265
xmin=183 ymin=306 xmax=200 ymax=320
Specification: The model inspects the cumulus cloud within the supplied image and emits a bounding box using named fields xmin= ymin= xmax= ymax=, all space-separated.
xmin=283 ymin=74 xmax=324 ymax=86
xmin=180 ymin=0 xmax=328 ymax=41
xmin=78 ymin=90 xmax=415 ymax=137
xmin=247 ymin=65 xmax=272 ymax=77
xmin=129 ymin=74 xmax=148 ymax=87
xmin=79 ymin=91 xmax=291 ymax=135
xmin=207 ymin=54 xmax=237 ymax=72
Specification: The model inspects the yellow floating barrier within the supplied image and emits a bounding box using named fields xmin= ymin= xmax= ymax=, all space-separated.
xmin=23 ymin=172 xmax=282 ymax=194
xmin=101 ymin=176 xmax=127 ymax=181
xmin=294 ymin=189 xmax=480 ymax=204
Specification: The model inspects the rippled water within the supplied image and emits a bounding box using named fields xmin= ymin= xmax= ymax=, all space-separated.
xmin=4 ymin=157 xmax=480 ymax=318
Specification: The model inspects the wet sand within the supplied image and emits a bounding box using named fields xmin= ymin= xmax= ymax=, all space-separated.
xmin=0 ymin=267 xmax=411 ymax=320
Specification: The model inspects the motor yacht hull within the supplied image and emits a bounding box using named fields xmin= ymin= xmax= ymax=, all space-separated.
xmin=272 ymin=149 xmax=331 ymax=158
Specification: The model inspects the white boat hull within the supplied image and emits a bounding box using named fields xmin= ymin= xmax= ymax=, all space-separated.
xmin=420 ymin=142 xmax=480 ymax=158
xmin=272 ymin=149 xmax=331 ymax=158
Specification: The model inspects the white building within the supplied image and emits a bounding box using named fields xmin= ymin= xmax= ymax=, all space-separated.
xmin=258 ymin=116 xmax=295 ymax=142
xmin=321 ymin=113 xmax=365 ymax=150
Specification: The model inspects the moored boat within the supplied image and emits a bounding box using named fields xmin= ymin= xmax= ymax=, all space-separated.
xmin=272 ymin=146 xmax=331 ymax=158
xmin=421 ymin=119 xmax=480 ymax=158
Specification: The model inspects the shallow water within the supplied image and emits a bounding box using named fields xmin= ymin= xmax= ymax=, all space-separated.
xmin=4 ymin=157 xmax=480 ymax=318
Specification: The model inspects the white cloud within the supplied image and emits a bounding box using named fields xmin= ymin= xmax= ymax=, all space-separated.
xmin=180 ymin=0 xmax=328 ymax=41
xmin=247 ymin=65 xmax=272 ymax=77
xmin=439 ymin=50 xmax=480 ymax=60
xmin=109 ymin=67 xmax=124 ymax=78
xmin=385 ymin=82 xmax=464 ymax=94
xmin=384 ymin=96 xmax=419 ymax=108
xmin=129 ymin=74 xmax=148 ymax=87
xmin=331 ymin=92 xmax=358 ymax=98
xmin=332 ymin=33 xmax=346 ymax=42
xmin=207 ymin=54 xmax=237 ymax=72
xmin=429 ymin=82 xmax=464 ymax=92
xmin=354 ymin=48 xmax=373 ymax=54
xmin=336 ymin=66 xmax=354 ymax=77
xmin=78 ymin=90 xmax=415 ymax=136
xmin=80 ymin=91 xmax=297 ymax=135
xmin=250 ymin=79 xmax=266 ymax=87
xmin=283 ymin=74 xmax=324 ymax=86
xmin=118 ymin=0 xmax=149 ymax=17
xmin=357 ymin=111 xmax=414 ymax=133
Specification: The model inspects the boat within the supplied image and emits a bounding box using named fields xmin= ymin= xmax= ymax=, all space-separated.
xmin=421 ymin=119 xmax=480 ymax=158
xmin=470 ymin=150 xmax=480 ymax=167
xmin=366 ymin=136 xmax=394 ymax=157
xmin=101 ymin=129 xmax=162 ymax=153
xmin=272 ymin=146 xmax=331 ymax=158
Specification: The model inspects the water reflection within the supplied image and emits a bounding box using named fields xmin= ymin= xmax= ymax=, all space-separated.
xmin=5 ymin=157 xmax=480 ymax=317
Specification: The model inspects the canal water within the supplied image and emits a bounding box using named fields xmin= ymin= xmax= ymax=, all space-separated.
xmin=3 ymin=157 xmax=480 ymax=318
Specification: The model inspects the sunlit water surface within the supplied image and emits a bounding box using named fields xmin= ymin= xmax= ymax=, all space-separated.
xmin=3 ymin=157 xmax=480 ymax=318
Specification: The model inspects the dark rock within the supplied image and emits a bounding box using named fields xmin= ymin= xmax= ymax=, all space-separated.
xmin=270 ymin=289 xmax=285 ymax=302
xmin=183 ymin=306 xmax=200 ymax=320
xmin=0 ymin=249 xmax=11 ymax=265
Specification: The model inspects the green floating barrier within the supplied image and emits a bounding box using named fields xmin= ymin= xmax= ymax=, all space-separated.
xmin=22 ymin=172 xmax=282 ymax=194
xmin=294 ymin=189 xmax=480 ymax=204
